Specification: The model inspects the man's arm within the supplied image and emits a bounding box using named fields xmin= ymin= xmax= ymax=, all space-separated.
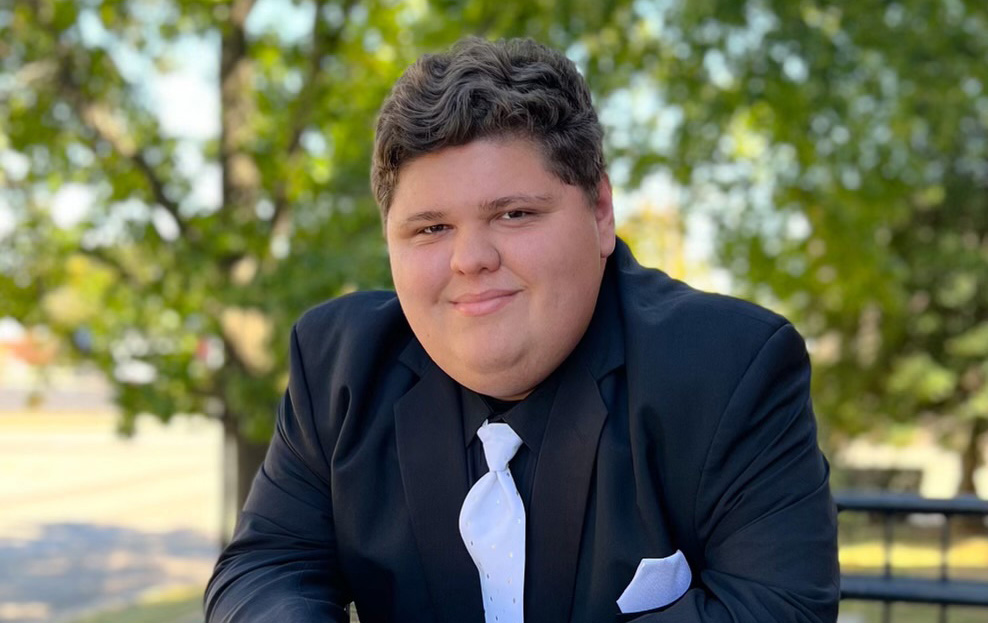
xmin=205 ymin=325 xmax=351 ymax=623
xmin=634 ymin=322 xmax=840 ymax=623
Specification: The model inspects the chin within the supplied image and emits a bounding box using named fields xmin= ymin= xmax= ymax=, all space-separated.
xmin=443 ymin=354 xmax=532 ymax=399
xmin=468 ymin=379 xmax=536 ymax=402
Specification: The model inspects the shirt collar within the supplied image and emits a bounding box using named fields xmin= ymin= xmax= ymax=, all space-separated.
xmin=461 ymin=372 xmax=559 ymax=454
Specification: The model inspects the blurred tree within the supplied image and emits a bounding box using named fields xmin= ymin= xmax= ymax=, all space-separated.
xmin=588 ymin=0 xmax=988 ymax=492
xmin=3 ymin=0 xmax=986 ymax=542
xmin=0 ymin=0 xmax=624 ymax=536
xmin=618 ymin=202 xmax=688 ymax=281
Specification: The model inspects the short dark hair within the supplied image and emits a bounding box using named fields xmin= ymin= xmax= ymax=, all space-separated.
xmin=372 ymin=37 xmax=605 ymax=217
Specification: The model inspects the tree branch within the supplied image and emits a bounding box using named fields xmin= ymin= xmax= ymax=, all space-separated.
xmin=284 ymin=0 xmax=350 ymax=154
xmin=53 ymin=51 xmax=190 ymax=239
xmin=78 ymin=246 xmax=146 ymax=291
xmin=269 ymin=0 xmax=357 ymax=232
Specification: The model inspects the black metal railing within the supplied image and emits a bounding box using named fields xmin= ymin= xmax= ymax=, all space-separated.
xmin=836 ymin=492 xmax=988 ymax=623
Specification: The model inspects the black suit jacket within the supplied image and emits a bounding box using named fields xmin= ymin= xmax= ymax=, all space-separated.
xmin=205 ymin=240 xmax=839 ymax=622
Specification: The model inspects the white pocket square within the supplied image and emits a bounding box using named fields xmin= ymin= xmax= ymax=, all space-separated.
xmin=616 ymin=550 xmax=692 ymax=614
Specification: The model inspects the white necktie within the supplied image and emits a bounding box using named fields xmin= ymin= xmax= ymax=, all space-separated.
xmin=459 ymin=420 xmax=526 ymax=623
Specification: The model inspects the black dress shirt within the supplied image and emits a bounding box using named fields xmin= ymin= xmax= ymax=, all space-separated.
xmin=461 ymin=373 xmax=559 ymax=507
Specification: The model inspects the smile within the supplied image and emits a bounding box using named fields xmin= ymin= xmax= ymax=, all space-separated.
xmin=450 ymin=290 xmax=519 ymax=317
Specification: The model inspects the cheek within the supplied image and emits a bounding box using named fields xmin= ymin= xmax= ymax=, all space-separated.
xmin=541 ymin=246 xmax=604 ymax=313
xmin=391 ymin=249 xmax=446 ymax=304
xmin=538 ymin=231 xmax=600 ymax=280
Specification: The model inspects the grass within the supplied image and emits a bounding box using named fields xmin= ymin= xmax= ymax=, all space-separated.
xmin=837 ymin=517 xmax=988 ymax=622
xmin=839 ymin=518 xmax=988 ymax=581
xmin=70 ymin=593 xmax=988 ymax=623
xmin=67 ymin=587 xmax=362 ymax=623
xmin=69 ymin=522 xmax=987 ymax=623
xmin=69 ymin=587 xmax=203 ymax=623
xmin=839 ymin=601 xmax=988 ymax=623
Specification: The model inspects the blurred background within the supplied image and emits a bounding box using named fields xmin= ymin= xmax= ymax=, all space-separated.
xmin=1 ymin=0 xmax=985 ymax=621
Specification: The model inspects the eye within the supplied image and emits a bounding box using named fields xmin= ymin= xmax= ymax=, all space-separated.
xmin=500 ymin=210 xmax=531 ymax=220
xmin=419 ymin=224 xmax=449 ymax=235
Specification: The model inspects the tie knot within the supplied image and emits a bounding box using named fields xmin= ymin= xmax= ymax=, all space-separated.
xmin=477 ymin=421 xmax=522 ymax=472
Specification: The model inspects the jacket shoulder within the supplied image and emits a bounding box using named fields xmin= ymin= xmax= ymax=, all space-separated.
xmin=292 ymin=290 xmax=411 ymax=369
xmin=613 ymin=239 xmax=807 ymax=412
xmin=296 ymin=290 xmax=401 ymax=333
xmin=616 ymin=249 xmax=789 ymax=344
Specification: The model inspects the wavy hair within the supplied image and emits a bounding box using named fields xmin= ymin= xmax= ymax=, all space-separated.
xmin=372 ymin=37 xmax=605 ymax=217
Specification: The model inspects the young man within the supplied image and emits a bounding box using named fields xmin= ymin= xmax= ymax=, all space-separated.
xmin=206 ymin=38 xmax=839 ymax=623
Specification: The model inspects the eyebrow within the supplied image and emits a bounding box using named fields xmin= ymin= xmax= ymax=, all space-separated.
xmin=398 ymin=210 xmax=447 ymax=226
xmin=479 ymin=193 xmax=554 ymax=213
xmin=396 ymin=194 xmax=556 ymax=228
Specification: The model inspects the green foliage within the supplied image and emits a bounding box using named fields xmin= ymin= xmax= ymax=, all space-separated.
xmin=68 ymin=586 xmax=202 ymax=623
xmin=0 ymin=0 xmax=407 ymax=441
xmin=2 ymin=0 xmax=986 ymax=480
xmin=0 ymin=0 xmax=623 ymax=448
xmin=585 ymin=0 xmax=988 ymax=453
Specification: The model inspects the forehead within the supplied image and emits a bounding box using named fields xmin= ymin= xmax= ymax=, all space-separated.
xmin=388 ymin=139 xmax=566 ymax=214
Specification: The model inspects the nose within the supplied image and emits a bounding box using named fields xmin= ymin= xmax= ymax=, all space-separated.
xmin=449 ymin=229 xmax=501 ymax=274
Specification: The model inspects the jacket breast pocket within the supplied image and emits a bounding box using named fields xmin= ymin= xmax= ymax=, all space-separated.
xmin=616 ymin=550 xmax=692 ymax=615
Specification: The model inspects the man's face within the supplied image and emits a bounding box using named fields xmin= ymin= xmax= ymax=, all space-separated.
xmin=386 ymin=138 xmax=615 ymax=400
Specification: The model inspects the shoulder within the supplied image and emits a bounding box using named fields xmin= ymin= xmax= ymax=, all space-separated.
xmin=613 ymin=242 xmax=792 ymax=353
xmin=292 ymin=290 xmax=413 ymax=372
xmin=296 ymin=290 xmax=403 ymax=338
xmin=610 ymin=240 xmax=809 ymax=424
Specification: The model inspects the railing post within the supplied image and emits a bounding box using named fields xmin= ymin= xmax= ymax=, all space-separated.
xmin=882 ymin=510 xmax=893 ymax=623
xmin=940 ymin=514 xmax=951 ymax=623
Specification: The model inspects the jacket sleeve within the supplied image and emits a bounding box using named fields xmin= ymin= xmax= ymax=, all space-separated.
xmin=632 ymin=322 xmax=840 ymax=623
xmin=205 ymin=325 xmax=351 ymax=623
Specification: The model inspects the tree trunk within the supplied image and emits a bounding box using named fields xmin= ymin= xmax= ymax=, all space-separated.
xmin=221 ymin=416 xmax=269 ymax=545
xmin=216 ymin=0 xmax=267 ymax=546
xmin=958 ymin=417 xmax=987 ymax=495
xmin=955 ymin=417 xmax=986 ymax=535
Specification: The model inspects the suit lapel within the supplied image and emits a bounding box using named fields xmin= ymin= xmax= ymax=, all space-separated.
xmin=527 ymin=361 xmax=609 ymax=623
xmin=395 ymin=361 xmax=485 ymax=623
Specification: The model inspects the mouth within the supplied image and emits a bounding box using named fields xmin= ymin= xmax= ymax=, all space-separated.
xmin=450 ymin=289 xmax=520 ymax=317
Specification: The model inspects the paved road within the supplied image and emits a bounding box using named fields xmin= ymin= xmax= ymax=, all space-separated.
xmin=0 ymin=409 xmax=222 ymax=623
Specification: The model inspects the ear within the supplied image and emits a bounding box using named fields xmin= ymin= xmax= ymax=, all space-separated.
xmin=593 ymin=175 xmax=616 ymax=259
